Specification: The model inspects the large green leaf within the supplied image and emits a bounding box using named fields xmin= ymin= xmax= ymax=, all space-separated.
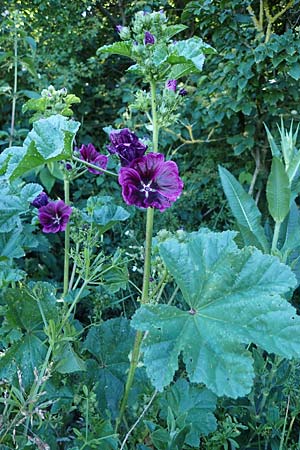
xmin=0 ymin=283 xmax=57 ymax=387
xmin=267 ymin=157 xmax=291 ymax=223
xmin=83 ymin=318 xmax=136 ymax=418
xmin=159 ymin=379 xmax=217 ymax=446
xmin=0 ymin=193 xmax=23 ymax=232
xmin=219 ymin=166 xmax=269 ymax=251
xmin=0 ymin=334 xmax=47 ymax=389
xmin=9 ymin=115 xmax=80 ymax=180
xmin=20 ymin=182 xmax=43 ymax=203
xmin=5 ymin=282 xmax=57 ymax=331
xmin=0 ymin=228 xmax=25 ymax=260
xmin=132 ymin=230 xmax=299 ymax=398
xmin=24 ymin=114 xmax=80 ymax=159
xmin=167 ymin=37 xmax=215 ymax=72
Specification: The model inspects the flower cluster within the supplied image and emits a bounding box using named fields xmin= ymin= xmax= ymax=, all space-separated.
xmin=107 ymin=129 xmax=183 ymax=211
xmin=32 ymin=192 xmax=72 ymax=233
xmin=107 ymin=128 xmax=147 ymax=166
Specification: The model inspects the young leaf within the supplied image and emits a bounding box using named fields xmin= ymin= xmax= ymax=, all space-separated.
xmin=168 ymin=62 xmax=198 ymax=80
xmin=97 ymin=41 xmax=132 ymax=58
xmin=0 ymin=262 xmax=25 ymax=287
xmin=168 ymin=39 xmax=205 ymax=71
xmin=54 ymin=343 xmax=86 ymax=374
xmin=264 ymin=123 xmax=280 ymax=157
xmin=165 ymin=24 xmax=189 ymax=40
xmin=132 ymin=230 xmax=299 ymax=398
xmin=159 ymin=379 xmax=217 ymax=445
xmin=85 ymin=195 xmax=130 ymax=234
xmin=219 ymin=166 xmax=269 ymax=252
xmin=267 ymin=157 xmax=291 ymax=223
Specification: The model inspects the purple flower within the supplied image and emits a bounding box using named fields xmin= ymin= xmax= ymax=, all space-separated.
xmin=118 ymin=153 xmax=184 ymax=211
xmin=79 ymin=143 xmax=108 ymax=174
xmin=65 ymin=162 xmax=72 ymax=170
xmin=31 ymin=192 xmax=49 ymax=208
xmin=144 ymin=31 xmax=155 ymax=45
xmin=179 ymin=88 xmax=188 ymax=96
xmin=38 ymin=200 xmax=72 ymax=233
xmin=116 ymin=25 xmax=123 ymax=33
xmin=107 ymin=128 xmax=147 ymax=167
xmin=166 ymin=79 xmax=177 ymax=92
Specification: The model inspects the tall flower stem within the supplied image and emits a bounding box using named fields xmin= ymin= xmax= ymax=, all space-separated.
xmin=63 ymin=175 xmax=71 ymax=297
xmin=150 ymin=79 xmax=159 ymax=153
xmin=116 ymin=80 xmax=159 ymax=432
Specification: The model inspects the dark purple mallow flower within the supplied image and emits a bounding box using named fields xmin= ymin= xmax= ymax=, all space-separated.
xmin=179 ymin=88 xmax=188 ymax=96
xmin=31 ymin=191 xmax=49 ymax=208
xmin=118 ymin=153 xmax=184 ymax=211
xmin=38 ymin=200 xmax=72 ymax=233
xmin=166 ymin=79 xmax=177 ymax=92
xmin=79 ymin=143 xmax=108 ymax=174
xmin=144 ymin=31 xmax=155 ymax=45
xmin=107 ymin=128 xmax=147 ymax=167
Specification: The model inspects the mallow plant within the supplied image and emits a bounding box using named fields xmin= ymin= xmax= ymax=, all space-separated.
xmin=1 ymin=9 xmax=300 ymax=450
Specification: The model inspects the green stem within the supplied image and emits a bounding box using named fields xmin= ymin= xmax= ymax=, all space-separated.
xmin=279 ymin=396 xmax=290 ymax=450
xmin=141 ymin=208 xmax=154 ymax=304
xmin=63 ymin=176 xmax=71 ymax=297
xmin=271 ymin=220 xmax=281 ymax=253
xmin=9 ymin=21 xmax=18 ymax=147
xmin=85 ymin=395 xmax=89 ymax=442
xmin=115 ymin=330 xmax=143 ymax=432
xmin=150 ymin=80 xmax=159 ymax=153
xmin=72 ymin=155 xmax=118 ymax=177
xmin=116 ymin=80 xmax=159 ymax=432
xmin=62 ymin=280 xmax=89 ymax=329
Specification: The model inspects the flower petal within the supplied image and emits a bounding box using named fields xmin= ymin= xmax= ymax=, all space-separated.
xmin=154 ymin=160 xmax=184 ymax=201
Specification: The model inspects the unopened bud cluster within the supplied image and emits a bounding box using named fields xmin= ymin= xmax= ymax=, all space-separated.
xmin=41 ymin=85 xmax=68 ymax=99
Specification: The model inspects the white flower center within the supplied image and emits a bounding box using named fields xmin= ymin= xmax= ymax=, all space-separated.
xmin=140 ymin=180 xmax=156 ymax=198
xmin=53 ymin=214 xmax=61 ymax=224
